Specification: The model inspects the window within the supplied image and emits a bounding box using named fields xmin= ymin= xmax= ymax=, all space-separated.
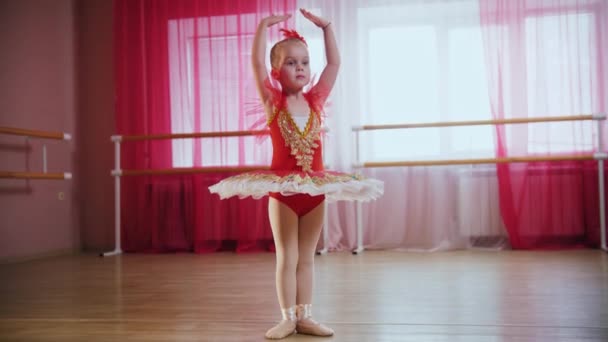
xmin=356 ymin=1 xmax=598 ymax=161
xmin=525 ymin=13 xmax=595 ymax=153
xmin=357 ymin=2 xmax=494 ymax=162
xmin=168 ymin=14 xmax=270 ymax=167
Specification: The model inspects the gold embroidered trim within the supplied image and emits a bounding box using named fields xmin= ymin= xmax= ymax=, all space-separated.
xmin=267 ymin=107 xmax=279 ymax=125
xmin=226 ymin=172 xmax=365 ymax=186
xmin=277 ymin=109 xmax=321 ymax=172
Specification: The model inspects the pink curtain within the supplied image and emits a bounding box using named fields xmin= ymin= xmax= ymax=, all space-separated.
xmin=479 ymin=0 xmax=607 ymax=248
xmin=114 ymin=0 xmax=295 ymax=253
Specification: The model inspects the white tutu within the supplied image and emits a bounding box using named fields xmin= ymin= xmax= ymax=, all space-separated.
xmin=208 ymin=170 xmax=384 ymax=202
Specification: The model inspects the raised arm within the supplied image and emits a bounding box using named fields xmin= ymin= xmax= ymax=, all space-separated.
xmin=252 ymin=14 xmax=291 ymax=106
xmin=300 ymin=9 xmax=340 ymax=96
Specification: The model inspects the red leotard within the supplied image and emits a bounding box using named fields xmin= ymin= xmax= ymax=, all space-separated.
xmin=267 ymin=98 xmax=325 ymax=217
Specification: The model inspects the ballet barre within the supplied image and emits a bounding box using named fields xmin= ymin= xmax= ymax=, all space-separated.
xmin=352 ymin=114 xmax=597 ymax=131
xmin=0 ymin=126 xmax=72 ymax=140
xmin=0 ymin=171 xmax=72 ymax=180
xmin=357 ymin=154 xmax=597 ymax=168
xmin=351 ymin=113 xmax=607 ymax=254
xmin=104 ymin=129 xmax=331 ymax=257
xmin=0 ymin=126 xmax=72 ymax=180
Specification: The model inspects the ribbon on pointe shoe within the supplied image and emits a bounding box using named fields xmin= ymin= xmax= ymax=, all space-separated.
xmin=282 ymin=306 xmax=297 ymax=321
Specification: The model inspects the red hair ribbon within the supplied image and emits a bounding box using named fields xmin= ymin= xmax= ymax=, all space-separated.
xmin=280 ymin=28 xmax=307 ymax=46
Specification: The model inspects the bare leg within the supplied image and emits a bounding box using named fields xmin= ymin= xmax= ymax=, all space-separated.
xmin=295 ymin=200 xmax=334 ymax=336
xmin=265 ymin=198 xmax=298 ymax=339
xmin=295 ymin=201 xmax=325 ymax=305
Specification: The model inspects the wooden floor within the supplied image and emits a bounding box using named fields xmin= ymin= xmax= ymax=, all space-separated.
xmin=1 ymin=250 xmax=607 ymax=341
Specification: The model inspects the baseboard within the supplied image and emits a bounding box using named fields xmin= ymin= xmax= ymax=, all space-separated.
xmin=0 ymin=247 xmax=81 ymax=265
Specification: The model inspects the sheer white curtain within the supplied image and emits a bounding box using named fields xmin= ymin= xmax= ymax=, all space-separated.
xmin=296 ymin=0 xmax=508 ymax=251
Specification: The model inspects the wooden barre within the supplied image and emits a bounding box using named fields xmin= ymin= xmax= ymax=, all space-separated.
xmin=117 ymin=166 xmax=270 ymax=176
xmin=116 ymin=127 xmax=330 ymax=142
xmin=119 ymin=130 xmax=270 ymax=142
xmin=0 ymin=171 xmax=72 ymax=180
xmin=358 ymin=154 xmax=596 ymax=168
xmin=0 ymin=126 xmax=71 ymax=140
xmin=354 ymin=115 xmax=597 ymax=131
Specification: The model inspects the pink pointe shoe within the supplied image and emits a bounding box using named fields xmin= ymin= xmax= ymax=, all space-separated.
xmin=265 ymin=306 xmax=297 ymax=340
xmin=295 ymin=304 xmax=334 ymax=337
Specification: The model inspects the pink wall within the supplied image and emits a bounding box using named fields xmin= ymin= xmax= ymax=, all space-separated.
xmin=76 ymin=0 xmax=115 ymax=253
xmin=0 ymin=0 xmax=79 ymax=260
xmin=0 ymin=0 xmax=115 ymax=261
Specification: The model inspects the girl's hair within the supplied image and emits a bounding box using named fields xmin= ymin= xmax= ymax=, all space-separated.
xmin=270 ymin=38 xmax=307 ymax=69
xmin=270 ymin=29 xmax=308 ymax=69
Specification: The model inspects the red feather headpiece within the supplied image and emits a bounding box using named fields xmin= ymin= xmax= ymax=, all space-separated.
xmin=279 ymin=28 xmax=307 ymax=46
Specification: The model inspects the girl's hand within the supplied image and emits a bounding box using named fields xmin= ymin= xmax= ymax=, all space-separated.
xmin=299 ymin=8 xmax=329 ymax=28
xmin=262 ymin=14 xmax=292 ymax=27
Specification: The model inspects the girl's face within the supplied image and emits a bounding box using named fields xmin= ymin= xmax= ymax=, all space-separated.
xmin=276 ymin=41 xmax=310 ymax=91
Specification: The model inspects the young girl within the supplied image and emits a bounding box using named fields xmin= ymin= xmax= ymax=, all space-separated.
xmin=209 ymin=8 xmax=383 ymax=340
